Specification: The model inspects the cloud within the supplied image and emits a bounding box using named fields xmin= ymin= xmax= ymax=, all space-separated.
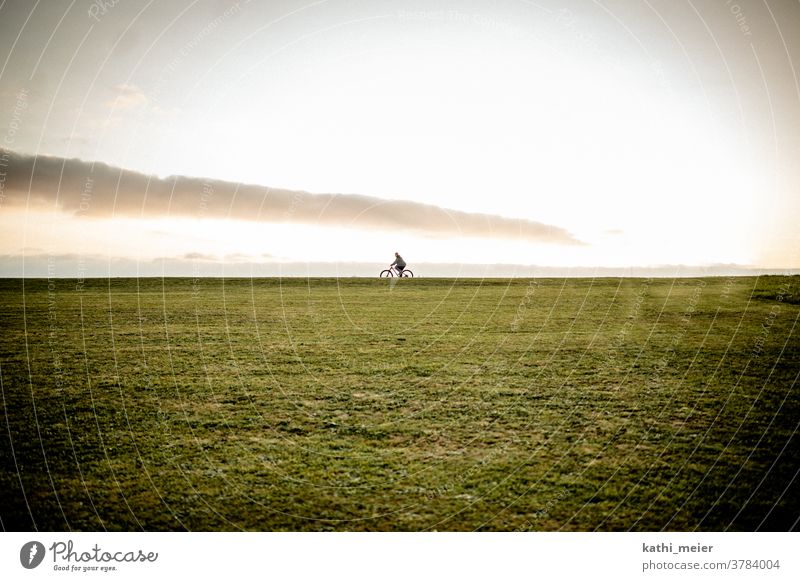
xmin=0 ymin=149 xmax=584 ymax=245
xmin=1 ymin=252 xmax=790 ymax=279
xmin=182 ymin=252 xmax=214 ymax=260
xmin=105 ymin=84 xmax=148 ymax=109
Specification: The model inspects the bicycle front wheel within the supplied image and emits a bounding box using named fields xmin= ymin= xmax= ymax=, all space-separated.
xmin=380 ymin=269 xmax=393 ymax=278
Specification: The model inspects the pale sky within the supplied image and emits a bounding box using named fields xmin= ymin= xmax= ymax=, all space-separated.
xmin=1 ymin=0 xmax=799 ymax=275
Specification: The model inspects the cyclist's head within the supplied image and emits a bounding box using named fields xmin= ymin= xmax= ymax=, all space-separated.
xmin=395 ymin=252 xmax=400 ymax=256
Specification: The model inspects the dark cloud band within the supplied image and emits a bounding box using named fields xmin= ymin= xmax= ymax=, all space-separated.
xmin=0 ymin=149 xmax=583 ymax=245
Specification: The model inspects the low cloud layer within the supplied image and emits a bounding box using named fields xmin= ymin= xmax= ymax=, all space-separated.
xmin=0 ymin=149 xmax=583 ymax=245
xmin=1 ymin=252 xmax=786 ymax=279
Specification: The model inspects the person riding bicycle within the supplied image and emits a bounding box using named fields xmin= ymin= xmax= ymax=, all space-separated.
xmin=391 ymin=252 xmax=406 ymax=276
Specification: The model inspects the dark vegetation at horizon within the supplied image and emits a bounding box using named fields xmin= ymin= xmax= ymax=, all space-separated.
xmin=1 ymin=276 xmax=798 ymax=531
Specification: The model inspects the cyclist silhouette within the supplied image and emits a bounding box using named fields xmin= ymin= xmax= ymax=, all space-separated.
xmin=391 ymin=252 xmax=406 ymax=276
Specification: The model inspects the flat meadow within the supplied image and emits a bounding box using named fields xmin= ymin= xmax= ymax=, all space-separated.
xmin=1 ymin=276 xmax=798 ymax=531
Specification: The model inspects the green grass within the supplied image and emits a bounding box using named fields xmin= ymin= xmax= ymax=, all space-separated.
xmin=1 ymin=276 xmax=798 ymax=531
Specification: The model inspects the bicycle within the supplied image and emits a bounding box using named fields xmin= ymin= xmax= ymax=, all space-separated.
xmin=380 ymin=265 xmax=414 ymax=278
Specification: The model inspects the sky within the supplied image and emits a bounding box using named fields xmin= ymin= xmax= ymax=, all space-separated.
xmin=1 ymin=0 xmax=799 ymax=276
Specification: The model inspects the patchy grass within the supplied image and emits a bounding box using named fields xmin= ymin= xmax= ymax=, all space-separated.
xmin=1 ymin=276 xmax=798 ymax=531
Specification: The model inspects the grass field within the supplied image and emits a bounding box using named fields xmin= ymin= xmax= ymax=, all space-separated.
xmin=1 ymin=276 xmax=798 ymax=531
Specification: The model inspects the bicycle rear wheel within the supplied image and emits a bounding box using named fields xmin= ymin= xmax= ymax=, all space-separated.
xmin=401 ymin=270 xmax=413 ymax=278
xmin=380 ymin=269 xmax=393 ymax=278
